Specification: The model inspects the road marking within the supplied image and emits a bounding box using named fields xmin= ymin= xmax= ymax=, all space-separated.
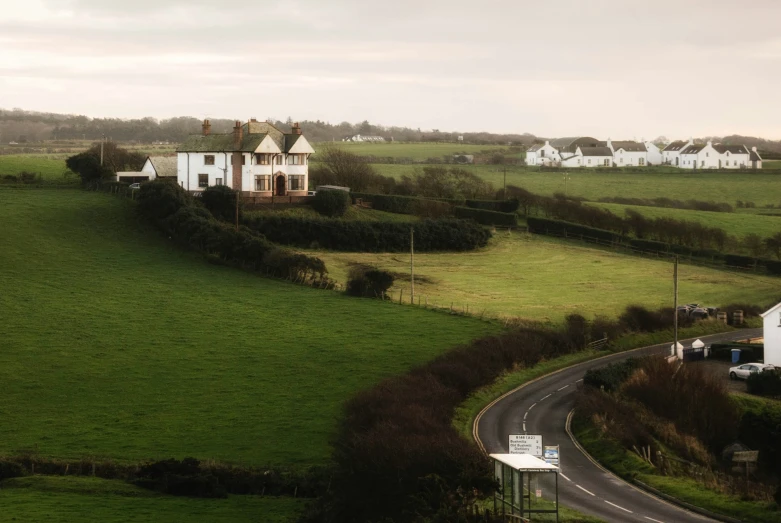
xmin=644 ymin=517 xmax=664 ymax=523
xmin=522 ymin=423 xmax=526 ymax=432
xmin=557 ymin=385 xmax=570 ymax=391
xmin=523 ymin=412 xmax=528 ymax=420
xmin=605 ymin=500 xmax=633 ymax=513
xmin=575 ymin=485 xmax=595 ymax=496
xmin=540 ymin=394 xmax=552 ymax=401
xmin=560 ymin=473 xmax=571 ymax=482
xmin=528 ymin=402 xmax=537 ymax=411
xmin=576 ymin=378 xmax=583 ymax=382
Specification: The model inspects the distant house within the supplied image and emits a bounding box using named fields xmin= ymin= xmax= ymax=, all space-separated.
xmin=749 ymin=147 xmax=763 ymax=169
xmin=452 ymin=154 xmax=474 ymax=164
xmin=661 ymin=140 xmax=692 ymax=166
xmin=608 ymin=140 xmax=648 ymax=166
xmin=346 ymin=134 xmax=385 ymax=143
xmin=176 ymin=119 xmax=315 ymax=196
xmin=142 ymin=156 xmax=177 ymax=179
xmin=713 ymin=144 xmax=750 ymax=169
xmin=644 ymin=141 xmax=663 ymax=165
xmin=760 ymin=302 xmax=781 ymax=367
xmin=525 ymin=137 xmax=604 ymax=167
xmin=680 ymin=141 xmax=750 ymax=169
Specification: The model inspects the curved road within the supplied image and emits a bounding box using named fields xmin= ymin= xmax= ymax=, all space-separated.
xmin=476 ymin=329 xmax=761 ymax=523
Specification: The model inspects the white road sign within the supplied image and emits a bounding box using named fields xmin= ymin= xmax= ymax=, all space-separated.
xmin=544 ymin=445 xmax=560 ymax=467
xmin=509 ymin=434 xmax=543 ymax=456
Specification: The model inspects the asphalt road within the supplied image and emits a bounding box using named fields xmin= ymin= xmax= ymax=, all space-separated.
xmin=475 ymin=329 xmax=761 ymax=523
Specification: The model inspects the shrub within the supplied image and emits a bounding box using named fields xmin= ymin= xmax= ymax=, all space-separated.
xmin=345 ymin=265 xmax=394 ymax=298
xmin=453 ymin=206 xmax=517 ymax=227
xmin=526 ymin=216 xmax=622 ymax=244
xmin=312 ymin=189 xmax=351 ymax=217
xmin=0 ymin=460 xmax=24 ymax=480
xmin=465 ymin=199 xmax=520 ymax=213
xmin=134 ymin=458 xmax=227 ymax=498
xmin=746 ymin=371 xmax=781 ymax=397
xmin=725 ymin=254 xmax=757 ymax=268
xmin=352 ymin=192 xmax=422 ymax=214
xmin=200 ymin=185 xmax=239 ymax=222
xmin=583 ymin=358 xmax=640 ymax=392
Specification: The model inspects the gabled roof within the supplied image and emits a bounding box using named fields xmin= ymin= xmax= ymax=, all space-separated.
xmin=527 ymin=144 xmax=544 ymax=152
xmin=147 ymin=156 xmax=177 ymax=177
xmin=663 ymin=140 xmax=688 ymax=152
xmin=611 ymin=141 xmax=647 ymax=152
xmin=750 ymin=150 xmax=763 ymax=161
xmin=760 ymin=302 xmax=781 ymax=318
xmin=580 ymin=146 xmax=613 ymax=156
xmin=681 ymin=144 xmax=706 ymax=154
xmin=713 ymin=144 xmax=749 ymax=155
xmin=176 ymin=133 xmax=268 ymax=153
xmin=550 ymin=136 xmax=600 ymax=148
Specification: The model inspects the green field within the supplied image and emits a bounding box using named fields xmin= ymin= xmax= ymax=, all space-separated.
xmin=362 ymin=164 xmax=781 ymax=206
xmin=312 ymin=141 xmax=512 ymax=160
xmin=313 ymin=233 xmax=779 ymax=323
xmin=0 ymin=476 xmax=302 ymax=523
xmin=590 ymin=202 xmax=781 ymax=239
xmin=0 ymin=188 xmax=495 ymax=467
xmin=0 ymin=154 xmax=76 ymax=181
xmin=764 ymin=160 xmax=781 ymax=169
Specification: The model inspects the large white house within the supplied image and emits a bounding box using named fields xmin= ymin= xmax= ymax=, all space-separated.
xmin=176 ymin=119 xmax=315 ymax=196
xmin=661 ymin=140 xmax=693 ymax=166
xmin=761 ymin=302 xmax=781 ymax=367
xmin=608 ymin=140 xmax=648 ymax=166
xmin=679 ymin=141 xmax=753 ymax=170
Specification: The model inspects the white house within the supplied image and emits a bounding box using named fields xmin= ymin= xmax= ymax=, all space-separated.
xmin=608 ymin=140 xmax=647 ymax=166
xmin=525 ymin=137 xmax=603 ymax=167
xmin=644 ymin=141 xmax=663 ymax=165
xmin=559 ymin=146 xmax=613 ymax=168
xmin=116 ymin=156 xmax=177 ymax=183
xmin=661 ymin=139 xmax=692 ymax=166
xmin=176 ymin=119 xmax=315 ymax=196
xmin=679 ymin=142 xmax=719 ymax=169
xmin=713 ymin=144 xmax=750 ymax=169
xmin=750 ymin=147 xmax=763 ymax=169
xmin=760 ymin=302 xmax=781 ymax=367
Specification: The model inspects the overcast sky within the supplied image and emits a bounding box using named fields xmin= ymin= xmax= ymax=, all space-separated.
xmin=1 ymin=0 xmax=780 ymax=138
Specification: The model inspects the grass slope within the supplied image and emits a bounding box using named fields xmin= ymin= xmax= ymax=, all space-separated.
xmin=590 ymin=202 xmax=781 ymax=239
xmin=314 ymin=232 xmax=779 ymax=323
xmin=0 ymin=476 xmax=302 ymax=523
xmin=0 ymin=154 xmax=76 ymax=181
xmin=0 ymin=188 xmax=496 ymax=466
xmin=312 ymin=142 xmax=510 ymax=160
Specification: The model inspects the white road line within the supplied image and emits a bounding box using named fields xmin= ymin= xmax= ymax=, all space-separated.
xmin=605 ymin=500 xmax=633 ymax=513
xmin=540 ymin=394 xmax=552 ymax=401
xmin=557 ymin=385 xmax=570 ymax=391
xmin=559 ymin=473 xmax=571 ymax=482
xmin=575 ymin=484 xmax=595 ymax=496
xmin=528 ymin=402 xmax=537 ymax=411
xmin=575 ymin=378 xmax=583 ymax=382
xmin=522 ymin=423 xmax=526 ymax=432
xmin=644 ymin=517 xmax=664 ymax=523
xmin=523 ymin=412 xmax=528 ymax=420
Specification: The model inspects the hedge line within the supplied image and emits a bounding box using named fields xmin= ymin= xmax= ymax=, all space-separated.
xmin=242 ymin=214 xmax=492 ymax=252
xmin=527 ymin=216 xmax=781 ymax=276
xmin=351 ymin=192 xmax=519 ymax=215
xmin=454 ymin=206 xmax=518 ymax=227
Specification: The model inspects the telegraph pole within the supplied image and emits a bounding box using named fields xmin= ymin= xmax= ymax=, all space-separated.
xmin=503 ymin=167 xmax=507 ymax=199
xmin=673 ymin=256 xmax=679 ymax=355
xmin=100 ymin=134 xmax=105 ymax=166
xmin=410 ymin=226 xmax=415 ymax=304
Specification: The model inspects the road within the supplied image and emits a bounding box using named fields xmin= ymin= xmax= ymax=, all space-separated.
xmin=475 ymin=329 xmax=761 ymax=523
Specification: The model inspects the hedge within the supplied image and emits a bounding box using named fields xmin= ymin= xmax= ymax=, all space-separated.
xmin=464 ymin=199 xmax=520 ymax=213
xmin=709 ymin=343 xmax=764 ymax=362
xmin=242 ymin=214 xmax=491 ymax=252
xmin=454 ymin=206 xmax=517 ymax=227
xmin=526 ymin=216 xmax=622 ymax=244
xmin=352 ymin=192 xmax=519 ymax=215
xmin=725 ymin=254 xmax=758 ymax=269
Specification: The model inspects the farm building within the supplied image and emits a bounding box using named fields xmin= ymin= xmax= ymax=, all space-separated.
xmin=760 ymin=302 xmax=781 ymax=367
xmin=115 ymin=156 xmax=176 ymax=183
xmin=176 ymin=119 xmax=315 ymax=196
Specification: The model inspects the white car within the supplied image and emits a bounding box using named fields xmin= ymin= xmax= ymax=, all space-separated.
xmin=729 ymin=363 xmax=775 ymax=380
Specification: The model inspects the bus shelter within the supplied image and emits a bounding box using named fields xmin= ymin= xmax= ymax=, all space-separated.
xmin=490 ymin=453 xmax=559 ymax=521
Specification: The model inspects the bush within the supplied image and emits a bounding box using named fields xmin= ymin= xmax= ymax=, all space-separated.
xmin=725 ymin=254 xmax=758 ymax=268
xmin=345 ymin=265 xmax=394 ymax=298
xmin=526 ymin=216 xmax=622 ymax=244
xmin=747 ymin=371 xmax=781 ymax=397
xmin=201 ymin=185 xmax=239 ymax=222
xmin=134 ymin=458 xmax=227 ymax=498
xmin=454 ymin=206 xmax=517 ymax=227
xmin=312 ymin=189 xmax=351 ymax=217
xmin=0 ymin=460 xmax=24 ymax=480
xmin=352 ymin=192 xmax=422 ymax=214
xmin=465 ymin=199 xmax=520 ymax=213
xmin=583 ymin=358 xmax=640 ymax=392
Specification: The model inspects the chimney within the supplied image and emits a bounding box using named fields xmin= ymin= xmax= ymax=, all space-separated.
xmin=250 ymin=117 xmax=257 ymax=122
xmin=292 ymin=122 xmax=302 ymax=135
xmin=202 ymin=119 xmax=211 ymax=136
xmin=233 ymin=120 xmax=243 ymax=149
xmin=707 ymin=140 xmax=712 ymax=146
xmin=752 ymin=146 xmax=758 ymax=152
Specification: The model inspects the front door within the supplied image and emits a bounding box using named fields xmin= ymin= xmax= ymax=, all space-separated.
xmin=275 ymin=175 xmax=286 ymax=196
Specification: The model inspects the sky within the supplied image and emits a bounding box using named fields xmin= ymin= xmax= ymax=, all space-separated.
xmin=1 ymin=0 xmax=780 ymax=139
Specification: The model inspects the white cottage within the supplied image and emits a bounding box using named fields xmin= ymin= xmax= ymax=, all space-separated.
xmin=760 ymin=302 xmax=781 ymax=367
xmin=644 ymin=141 xmax=663 ymax=165
xmin=750 ymin=147 xmax=763 ymax=169
xmin=608 ymin=140 xmax=647 ymax=166
xmin=661 ymin=139 xmax=692 ymax=166
xmin=713 ymin=144 xmax=750 ymax=169
xmin=176 ymin=119 xmax=315 ymax=196
xmin=679 ymin=142 xmax=719 ymax=169
xmin=526 ymin=137 xmax=603 ymax=167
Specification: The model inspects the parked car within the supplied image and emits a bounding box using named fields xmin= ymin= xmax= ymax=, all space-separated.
xmin=729 ymin=363 xmax=775 ymax=380
xmin=129 ymin=183 xmax=141 ymax=189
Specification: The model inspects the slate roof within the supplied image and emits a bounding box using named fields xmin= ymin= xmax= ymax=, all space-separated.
xmin=527 ymin=144 xmax=543 ymax=152
xmin=147 ymin=156 xmax=177 ymax=177
xmin=284 ymin=134 xmax=302 ymax=152
xmin=663 ymin=140 xmax=688 ymax=152
xmin=580 ymin=146 xmax=613 ymax=156
xmin=611 ymin=141 xmax=647 ymax=152
xmin=713 ymin=144 xmax=749 ymax=155
xmin=549 ymin=137 xmax=579 ymax=148
xmin=750 ymin=150 xmax=763 ymax=161
xmin=550 ymin=136 xmax=601 ymax=149
xmin=176 ymin=133 xmax=268 ymax=153
xmin=681 ymin=144 xmax=706 ymax=154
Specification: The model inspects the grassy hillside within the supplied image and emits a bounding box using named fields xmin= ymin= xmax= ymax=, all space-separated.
xmin=312 ymin=142 xmax=511 ymax=160
xmin=590 ymin=202 xmax=781 ymax=239
xmin=0 ymin=476 xmax=302 ymax=523
xmin=314 ymin=233 xmax=779 ymax=323
xmin=0 ymin=188 xmax=496 ymax=466
xmin=0 ymin=154 xmax=76 ymax=182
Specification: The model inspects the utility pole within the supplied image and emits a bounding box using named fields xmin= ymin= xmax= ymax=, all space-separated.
xmin=100 ymin=134 xmax=105 ymax=166
xmin=410 ymin=226 xmax=414 ymax=304
xmin=673 ymin=256 xmax=679 ymax=356
xmin=563 ymin=172 xmax=570 ymax=197
xmin=503 ymin=167 xmax=507 ymax=199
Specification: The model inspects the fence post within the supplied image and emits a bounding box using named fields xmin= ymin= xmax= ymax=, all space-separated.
xmin=399 ymin=289 xmax=403 ymax=304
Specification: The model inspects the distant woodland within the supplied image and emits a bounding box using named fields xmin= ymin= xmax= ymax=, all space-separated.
xmin=1 ymin=108 xmax=780 ymax=156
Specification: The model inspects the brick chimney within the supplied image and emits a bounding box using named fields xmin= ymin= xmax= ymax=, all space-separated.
xmin=202 ymin=119 xmax=211 ymax=136
xmin=233 ymin=120 xmax=243 ymax=149
xmin=292 ymin=122 xmax=302 ymax=135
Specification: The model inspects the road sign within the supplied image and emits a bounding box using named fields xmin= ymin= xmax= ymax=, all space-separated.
xmin=733 ymin=451 xmax=759 ymax=463
xmin=509 ymin=434 xmax=542 ymax=456
xmin=544 ymin=445 xmax=560 ymax=467
xmin=535 ymin=489 xmax=542 ymax=498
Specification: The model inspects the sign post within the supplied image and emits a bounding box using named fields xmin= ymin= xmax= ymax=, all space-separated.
xmin=543 ymin=445 xmax=560 ymax=467
xmin=509 ymin=434 xmax=543 ymax=457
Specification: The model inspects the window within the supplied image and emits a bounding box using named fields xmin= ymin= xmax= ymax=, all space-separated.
xmin=216 ymin=178 xmax=223 ymax=186
xmin=288 ymin=175 xmax=305 ymax=191
xmin=276 ymin=154 xmax=284 ymax=165
xmin=230 ymin=154 xmax=247 ymax=166
xmin=619 ymin=158 xmax=623 ymax=164
xmin=706 ymin=152 xmax=709 ymax=158
xmin=288 ymin=154 xmax=305 ymax=165
xmin=587 ymin=159 xmax=592 ymax=165
xmin=604 ymin=159 xmax=610 ymax=166
xmin=639 ymin=158 xmax=645 ymax=166
xmin=577 ymin=159 xmax=581 ymax=166
xmin=255 ymin=175 xmax=271 ymax=191
xmin=204 ymin=155 xmax=215 ymax=165
xmin=257 ymin=154 xmax=270 ymax=165
xmin=198 ymin=173 xmax=208 ymax=188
